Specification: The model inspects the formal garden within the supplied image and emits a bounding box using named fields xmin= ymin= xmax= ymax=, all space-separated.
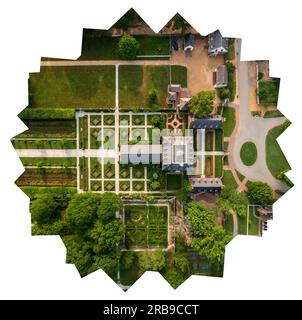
xmin=124 ymin=204 xmax=168 ymax=248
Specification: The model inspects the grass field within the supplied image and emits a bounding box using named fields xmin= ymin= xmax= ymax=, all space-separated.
xmin=222 ymin=170 xmax=237 ymax=189
xmin=240 ymin=141 xmax=257 ymax=166
xmin=166 ymin=174 xmax=182 ymax=190
xmin=222 ymin=107 xmax=236 ymax=137
xmin=259 ymin=79 xmax=280 ymax=106
xmin=119 ymin=65 xmax=187 ymax=109
xmin=80 ymin=32 xmax=170 ymax=60
xmin=266 ymin=124 xmax=290 ymax=177
xmin=124 ymin=204 xmax=168 ymax=248
xmin=29 ymin=66 xmax=115 ymax=108
xmin=16 ymin=168 xmax=77 ymax=187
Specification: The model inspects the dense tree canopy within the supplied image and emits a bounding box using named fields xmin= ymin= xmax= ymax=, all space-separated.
xmin=137 ymin=251 xmax=166 ymax=272
xmin=163 ymin=266 xmax=188 ymax=289
xmin=30 ymin=193 xmax=59 ymax=225
xmin=89 ymin=220 xmax=125 ymax=254
xmin=118 ymin=35 xmax=140 ymax=60
xmin=190 ymin=226 xmax=231 ymax=266
xmin=188 ymin=90 xmax=215 ymax=118
xmin=63 ymin=235 xmax=93 ymax=277
xmin=65 ymin=193 xmax=100 ymax=232
xmin=247 ymin=181 xmax=274 ymax=205
xmin=97 ymin=192 xmax=120 ymax=223
xmin=185 ymin=201 xmax=216 ymax=236
xmin=216 ymin=186 xmax=249 ymax=217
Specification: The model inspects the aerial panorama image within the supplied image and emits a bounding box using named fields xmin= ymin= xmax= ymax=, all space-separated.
xmin=13 ymin=9 xmax=291 ymax=289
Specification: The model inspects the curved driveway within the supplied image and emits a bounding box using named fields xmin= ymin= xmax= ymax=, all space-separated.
xmin=230 ymin=61 xmax=289 ymax=192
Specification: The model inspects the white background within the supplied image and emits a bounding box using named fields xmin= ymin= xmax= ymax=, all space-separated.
xmin=0 ymin=0 xmax=301 ymax=299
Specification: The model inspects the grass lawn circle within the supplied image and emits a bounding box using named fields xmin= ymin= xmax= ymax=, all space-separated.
xmin=240 ymin=141 xmax=257 ymax=166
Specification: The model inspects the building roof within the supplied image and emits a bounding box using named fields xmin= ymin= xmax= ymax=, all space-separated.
xmin=162 ymin=135 xmax=194 ymax=169
xmin=184 ymin=34 xmax=195 ymax=48
xmin=168 ymin=91 xmax=177 ymax=102
xmin=190 ymin=117 xmax=223 ymax=129
xmin=215 ymin=65 xmax=228 ymax=86
xmin=169 ymin=84 xmax=181 ymax=92
xmin=190 ymin=177 xmax=222 ymax=188
xmin=208 ymin=30 xmax=228 ymax=52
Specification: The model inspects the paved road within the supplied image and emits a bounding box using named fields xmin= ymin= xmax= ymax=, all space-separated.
xmin=231 ymin=61 xmax=288 ymax=192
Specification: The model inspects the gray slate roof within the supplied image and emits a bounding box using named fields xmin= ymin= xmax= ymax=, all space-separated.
xmin=190 ymin=117 xmax=222 ymax=129
xmin=208 ymin=30 xmax=228 ymax=52
xmin=216 ymin=65 xmax=228 ymax=86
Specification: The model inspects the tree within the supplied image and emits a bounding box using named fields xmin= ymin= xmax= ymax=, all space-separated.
xmin=216 ymin=186 xmax=248 ymax=217
xmin=246 ymin=181 xmax=274 ymax=205
xmin=89 ymin=220 xmax=125 ymax=254
xmin=137 ymin=251 xmax=166 ymax=272
xmin=173 ymin=252 xmax=190 ymax=273
xmin=97 ymin=193 xmax=120 ymax=223
xmin=62 ymin=235 xmax=93 ymax=277
xmin=162 ymin=266 xmax=187 ymax=289
xmin=121 ymin=251 xmax=137 ymax=270
xmin=89 ymin=254 xmax=120 ymax=277
xmin=30 ymin=193 xmax=59 ymax=225
xmin=118 ymin=35 xmax=140 ymax=60
xmin=190 ymin=226 xmax=231 ymax=266
xmin=185 ymin=201 xmax=215 ymax=236
xmin=65 ymin=193 xmax=100 ymax=233
xmin=188 ymin=90 xmax=215 ymax=118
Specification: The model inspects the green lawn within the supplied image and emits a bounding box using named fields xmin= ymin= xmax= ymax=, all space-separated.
xmin=235 ymin=170 xmax=245 ymax=182
xmin=119 ymin=65 xmax=187 ymax=109
xmin=166 ymin=174 xmax=182 ymax=190
xmin=222 ymin=170 xmax=237 ymax=189
xmin=266 ymin=124 xmax=290 ymax=177
xmin=248 ymin=206 xmax=260 ymax=236
xmin=119 ymin=65 xmax=143 ymax=108
xmin=222 ymin=107 xmax=236 ymax=137
xmin=240 ymin=141 xmax=257 ymax=166
xmin=259 ymin=79 xmax=280 ymax=106
xmin=224 ymin=141 xmax=229 ymax=151
xmin=80 ymin=31 xmax=170 ymax=60
xmin=215 ymin=129 xmax=223 ymax=151
xmin=29 ymin=66 xmax=115 ymax=108
xmin=215 ymin=156 xmax=223 ymax=178
xmin=238 ymin=214 xmax=247 ymax=235
xmin=263 ymin=109 xmax=284 ymax=118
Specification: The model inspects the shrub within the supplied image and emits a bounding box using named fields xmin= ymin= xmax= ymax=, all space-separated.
xmin=219 ymin=88 xmax=231 ymax=100
xmin=19 ymin=108 xmax=75 ymax=120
